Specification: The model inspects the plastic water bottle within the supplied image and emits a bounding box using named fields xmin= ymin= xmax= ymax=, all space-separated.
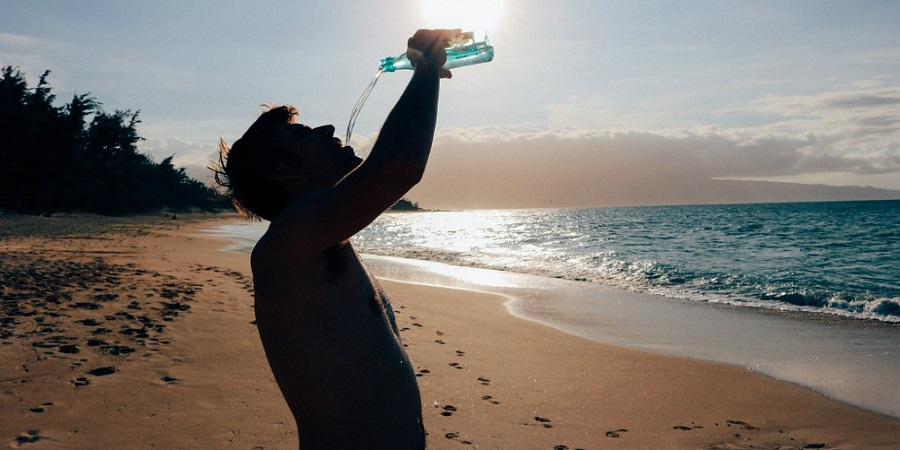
xmin=380 ymin=31 xmax=494 ymax=73
xmin=346 ymin=32 xmax=494 ymax=146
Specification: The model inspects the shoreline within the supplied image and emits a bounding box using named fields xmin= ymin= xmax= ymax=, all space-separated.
xmin=2 ymin=214 xmax=898 ymax=449
xmin=361 ymin=254 xmax=900 ymax=419
xmin=199 ymin=216 xmax=900 ymax=418
xmin=200 ymin=216 xmax=900 ymax=325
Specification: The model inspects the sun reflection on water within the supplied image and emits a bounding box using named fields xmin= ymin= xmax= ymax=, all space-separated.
xmin=380 ymin=210 xmax=514 ymax=253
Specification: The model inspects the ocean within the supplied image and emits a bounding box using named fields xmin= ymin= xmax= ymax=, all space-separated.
xmin=212 ymin=200 xmax=899 ymax=323
xmin=205 ymin=199 xmax=900 ymax=417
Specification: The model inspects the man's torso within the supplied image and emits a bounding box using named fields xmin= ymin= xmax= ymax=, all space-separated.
xmin=251 ymin=240 xmax=424 ymax=448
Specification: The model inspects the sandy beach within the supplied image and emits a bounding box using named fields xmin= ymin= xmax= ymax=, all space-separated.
xmin=1 ymin=214 xmax=898 ymax=449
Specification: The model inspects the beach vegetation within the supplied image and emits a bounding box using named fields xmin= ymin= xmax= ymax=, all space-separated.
xmin=0 ymin=66 xmax=230 ymax=215
xmin=389 ymin=198 xmax=422 ymax=211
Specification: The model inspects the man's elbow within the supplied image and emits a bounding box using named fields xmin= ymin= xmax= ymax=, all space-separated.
xmin=392 ymin=160 xmax=426 ymax=191
xmin=365 ymin=150 xmax=429 ymax=192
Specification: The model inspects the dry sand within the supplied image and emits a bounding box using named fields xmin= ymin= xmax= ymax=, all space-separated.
xmin=1 ymin=214 xmax=897 ymax=449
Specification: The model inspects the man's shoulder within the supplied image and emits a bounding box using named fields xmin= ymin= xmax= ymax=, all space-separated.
xmin=250 ymin=226 xmax=348 ymax=276
xmin=250 ymin=225 xmax=296 ymax=273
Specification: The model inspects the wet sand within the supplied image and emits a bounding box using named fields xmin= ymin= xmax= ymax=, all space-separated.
xmin=1 ymin=214 xmax=898 ymax=449
xmin=362 ymin=254 xmax=900 ymax=419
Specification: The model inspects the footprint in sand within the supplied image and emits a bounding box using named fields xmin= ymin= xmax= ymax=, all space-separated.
xmin=440 ymin=405 xmax=457 ymax=416
xmin=725 ymin=419 xmax=758 ymax=430
xmin=673 ymin=424 xmax=704 ymax=431
xmin=72 ymin=301 xmax=102 ymax=310
xmin=534 ymin=416 xmax=553 ymax=428
xmin=87 ymin=366 xmax=117 ymax=376
xmin=448 ymin=362 xmax=463 ymax=370
xmin=99 ymin=344 xmax=135 ymax=356
xmin=28 ymin=403 xmax=53 ymax=414
xmin=14 ymin=429 xmax=44 ymax=445
xmin=605 ymin=429 xmax=628 ymax=438
xmin=442 ymin=432 xmax=473 ymax=445
xmin=57 ymin=344 xmax=80 ymax=354
xmin=481 ymin=395 xmax=500 ymax=405
xmin=477 ymin=376 xmax=491 ymax=385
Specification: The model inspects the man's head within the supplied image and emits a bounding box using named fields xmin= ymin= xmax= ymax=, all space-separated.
xmin=214 ymin=105 xmax=361 ymax=220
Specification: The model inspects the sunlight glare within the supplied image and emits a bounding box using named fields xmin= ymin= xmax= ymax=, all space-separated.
xmin=419 ymin=0 xmax=504 ymax=33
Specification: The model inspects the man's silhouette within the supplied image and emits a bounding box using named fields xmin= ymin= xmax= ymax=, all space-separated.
xmin=215 ymin=29 xmax=457 ymax=449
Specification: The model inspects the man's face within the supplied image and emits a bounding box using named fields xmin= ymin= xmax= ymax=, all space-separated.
xmin=277 ymin=123 xmax=363 ymax=189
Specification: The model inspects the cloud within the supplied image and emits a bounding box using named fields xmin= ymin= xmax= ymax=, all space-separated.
xmin=0 ymin=32 xmax=37 ymax=46
xmin=740 ymin=87 xmax=900 ymax=180
xmin=139 ymin=135 xmax=219 ymax=184
xmin=407 ymin=85 xmax=899 ymax=208
xmin=737 ymin=86 xmax=900 ymax=165
xmin=135 ymin=84 xmax=899 ymax=208
xmin=0 ymin=33 xmax=48 ymax=77
xmin=747 ymin=87 xmax=900 ymax=122
xmin=412 ymin=127 xmax=899 ymax=208
xmin=433 ymin=122 xmax=896 ymax=180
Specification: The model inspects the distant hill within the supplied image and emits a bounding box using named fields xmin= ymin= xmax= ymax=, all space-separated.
xmin=389 ymin=198 xmax=423 ymax=211
xmin=409 ymin=167 xmax=900 ymax=209
xmin=667 ymin=179 xmax=900 ymax=207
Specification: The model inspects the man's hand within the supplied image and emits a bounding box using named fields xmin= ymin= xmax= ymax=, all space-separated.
xmin=406 ymin=29 xmax=461 ymax=79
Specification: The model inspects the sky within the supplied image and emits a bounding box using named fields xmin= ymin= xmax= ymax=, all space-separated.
xmin=2 ymin=0 xmax=898 ymax=209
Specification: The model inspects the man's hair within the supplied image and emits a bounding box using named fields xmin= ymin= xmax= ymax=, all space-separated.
xmin=212 ymin=105 xmax=299 ymax=221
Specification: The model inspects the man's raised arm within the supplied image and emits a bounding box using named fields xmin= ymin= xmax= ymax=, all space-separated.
xmin=260 ymin=29 xmax=456 ymax=261
xmin=359 ymin=28 xmax=458 ymax=197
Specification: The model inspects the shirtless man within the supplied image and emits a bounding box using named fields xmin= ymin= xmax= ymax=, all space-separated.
xmin=213 ymin=29 xmax=455 ymax=449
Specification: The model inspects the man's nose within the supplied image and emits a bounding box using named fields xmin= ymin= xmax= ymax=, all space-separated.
xmin=313 ymin=125 xmax=335 ymax=139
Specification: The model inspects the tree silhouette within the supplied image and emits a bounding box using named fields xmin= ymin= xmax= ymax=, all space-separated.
xmin=0 ymin=66 xmax=229 ymax=215
xmin=390 ymin=198 xmax=421 ymax=211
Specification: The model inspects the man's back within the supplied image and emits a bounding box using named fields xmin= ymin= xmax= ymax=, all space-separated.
xmin=252 ymin=238 xmax=425 ymax=449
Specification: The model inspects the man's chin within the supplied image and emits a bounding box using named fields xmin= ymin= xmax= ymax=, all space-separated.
xmin=346 ymin=153 xmax=364 ymax=170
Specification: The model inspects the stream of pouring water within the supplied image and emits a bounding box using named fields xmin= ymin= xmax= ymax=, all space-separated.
xmin=345 ymin=68 xmax=384 ymax=156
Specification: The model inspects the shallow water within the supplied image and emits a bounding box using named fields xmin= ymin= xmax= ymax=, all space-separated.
xmin=211 ymin=200 xmax=900 ymax=322
xmin=355 ymin=201 xmax=900 ymax=322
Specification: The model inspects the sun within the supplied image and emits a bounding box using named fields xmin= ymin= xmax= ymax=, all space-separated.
xmin=419 ymin=0 xmax=504 ymax=33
